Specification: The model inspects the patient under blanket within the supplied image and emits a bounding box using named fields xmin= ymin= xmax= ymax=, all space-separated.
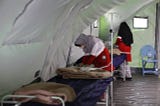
xmin=13 ymin=82 xmax=76 ymax=105
xmin=7 ymin=68 xmax=113 ymax=106
xmin=11 ymin=76 xmax=113 ymax=106
xmin=48 ymin=76 xmax=114 ymax=106
xmin=56 ymin=67 xmax=112 ymax=79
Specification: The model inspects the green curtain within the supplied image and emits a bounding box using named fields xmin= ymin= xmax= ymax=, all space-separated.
xmin=98 ymin=16 xmax=110 ymax=41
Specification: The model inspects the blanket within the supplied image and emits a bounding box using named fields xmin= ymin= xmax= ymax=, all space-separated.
xmin=13 ymin=82 xmax=76 ymax=105
xmin=10 ymin=76 xmax=113 ymax=106
xmin=56 ymin=67 xmax=112 ymax=79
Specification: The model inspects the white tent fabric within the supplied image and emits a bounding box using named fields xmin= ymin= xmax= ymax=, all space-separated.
xmin=40 ymin=0 xmax=131 ymax=81
xmin=2 ymin=0 xmax=125 ymax=45
xmin=2 ymin=0 xmax=128 ymax=81
xmin=1 ymin=0 xmax=157 ymax=81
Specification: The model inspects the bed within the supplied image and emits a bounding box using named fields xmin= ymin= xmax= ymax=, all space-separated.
xmin=47 ymin=75 xmax=114 ymax=106
xmin=1 ymin=67 xmax=114 ymax=106
xmin=1 ymin=82 xmax=76 ymax=106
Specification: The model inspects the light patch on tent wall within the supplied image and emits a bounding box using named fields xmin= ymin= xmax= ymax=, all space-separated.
xmin=133 ymin=16 xmax=149 ymax=29
xmin=93 ymin=20 xmax=98 ymax=28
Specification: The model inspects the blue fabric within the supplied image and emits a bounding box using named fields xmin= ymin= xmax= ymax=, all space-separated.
xmin=48 ymin=76 xmax=113 ymax=106
xmin=18 ymin=76 xmax=113 ymax=106
xmin=113 ymin=54 xmax=126 ymax=68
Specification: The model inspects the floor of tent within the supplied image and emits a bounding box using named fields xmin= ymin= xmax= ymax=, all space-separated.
xmin=97 ymin=69 xmax=160 ymax=106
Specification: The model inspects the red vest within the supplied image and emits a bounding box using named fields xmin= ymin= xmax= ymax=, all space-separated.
xmin=82 ymin=48 xmax=114 ymax=72
xmin=115 ymin=37 xmax=132 ymax=62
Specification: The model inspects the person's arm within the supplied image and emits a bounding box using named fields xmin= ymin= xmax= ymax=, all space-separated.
xmin=82 ymin=40 xmax=105 ymax=65
xmin=82 ymin=55 xmax=96 ymax=65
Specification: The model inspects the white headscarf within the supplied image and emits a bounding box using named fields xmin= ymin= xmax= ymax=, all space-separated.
xmin=75 ymin=33 xmax=105 ymax=56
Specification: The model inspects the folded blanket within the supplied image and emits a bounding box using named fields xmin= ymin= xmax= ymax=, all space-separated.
xmin=56 ymin=67 xmax=111 ymax=79
xmin=14 ymin=82 xmax=76 ymax=105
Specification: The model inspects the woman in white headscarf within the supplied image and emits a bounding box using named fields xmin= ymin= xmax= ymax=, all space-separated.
xmin=74 ymin=33 xmax=113 ymax=72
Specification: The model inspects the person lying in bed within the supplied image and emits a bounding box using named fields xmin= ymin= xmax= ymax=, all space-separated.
xmin=74 ymin=33 xmax=114 ymax=72
xmin=13 ymin=82 xmax=76 ymax=105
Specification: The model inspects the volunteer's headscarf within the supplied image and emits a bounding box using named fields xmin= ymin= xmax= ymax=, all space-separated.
xmin=118 ymin=22 xmax=134 ymax=46
xmin=74 ymin=33 xmax=104 ymax=55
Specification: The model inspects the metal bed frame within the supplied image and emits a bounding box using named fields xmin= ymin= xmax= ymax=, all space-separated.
xmin=1 ymin=94 xmax=65 ymax=106
xmin=96 ymin=79 xmax=113 ymax=106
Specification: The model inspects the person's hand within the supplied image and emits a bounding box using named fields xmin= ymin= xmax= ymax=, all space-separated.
xmin=80 ymin=67 xmax=90 ymax=72
xmin=80 ymin=64 xmax=95 ymax=72
xmin=78 ymin=63 xmax=84 ymax=67
xmin=113 ymin=48 xmax=121 ymax=55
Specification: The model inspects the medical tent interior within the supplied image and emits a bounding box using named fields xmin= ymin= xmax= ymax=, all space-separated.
xmin=0 ymin=0 xmax=160 ymax=104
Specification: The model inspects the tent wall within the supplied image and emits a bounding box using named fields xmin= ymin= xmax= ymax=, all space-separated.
xmin=83 ymin=1 xmax=157 ymax=68
xmin=0 ymin=43 xmax=48 ymax=97
xmin=40 ymin=0 xmax=128 ymax=81
xmin=129 ymin=2 xmax=157 ymax=67
xmin=0 ymin=0 xmax=49 ymax=97
xmin=69 ymin=0 xmax=158 ymax=69
xmin=155 ymin=2 xmax=160 ymax=68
